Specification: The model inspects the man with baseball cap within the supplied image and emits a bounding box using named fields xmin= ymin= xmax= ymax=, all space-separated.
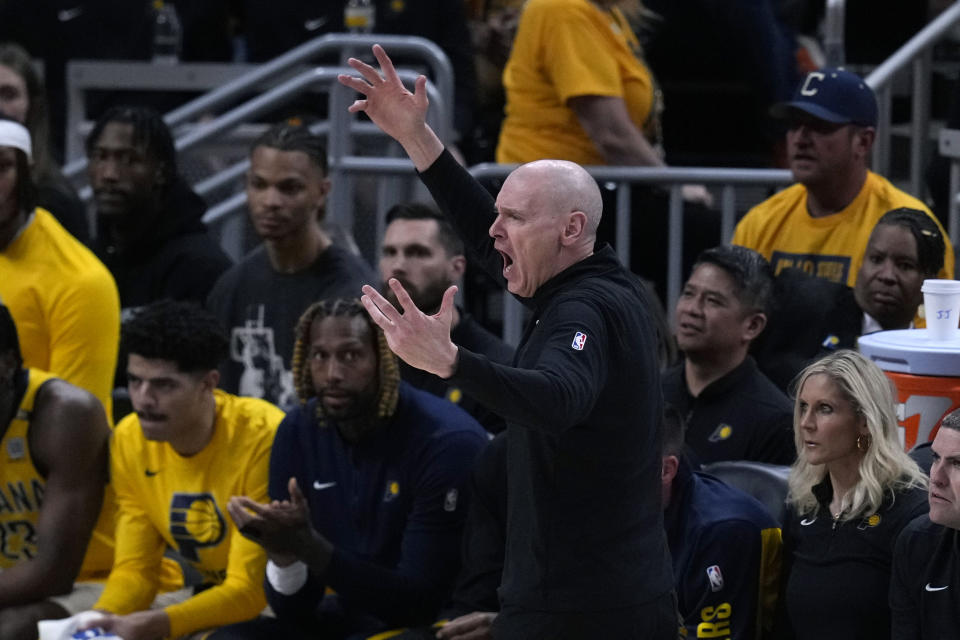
xmin=733 ymin=68 xmax=954 ymax=288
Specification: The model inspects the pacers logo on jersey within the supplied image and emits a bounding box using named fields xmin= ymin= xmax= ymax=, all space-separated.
xmin=169 ymin=493 xmax=226 ymax=562
xmin=708 ymin=424 xmax=733 ymax=443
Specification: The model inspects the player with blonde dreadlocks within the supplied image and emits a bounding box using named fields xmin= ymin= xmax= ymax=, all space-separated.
xmin=290 ymin=297 xmax=400 ymax=425
xmin=224 ymin=298 xmax=488 ymax=640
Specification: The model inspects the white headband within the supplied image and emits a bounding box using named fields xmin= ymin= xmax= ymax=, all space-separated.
xmin=0 ymin=120 xmax=32 ymax=162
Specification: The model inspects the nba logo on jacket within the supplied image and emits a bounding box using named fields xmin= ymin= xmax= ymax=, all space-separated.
xmin=571 ymin=332 xmax=587 ymax=350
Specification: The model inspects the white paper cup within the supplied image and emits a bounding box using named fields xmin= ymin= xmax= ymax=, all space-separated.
xmin=922 ymin=279 xmax=960 ymax=341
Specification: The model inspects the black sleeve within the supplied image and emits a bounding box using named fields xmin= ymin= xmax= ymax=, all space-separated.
xmin=450 ymin=298 xmax=609 ymax=433
xmin=447 ymin=433 xmax=506 ymax=617
xmin=418 ymin=150 xmax=504 ymax=290
xmin=35 ymin=183 xmax=91 ymax=246
xmin=889 ymin=518 xmax=923 ymax=640
xmin=750 ymin=411 xmax=797 ymax=466
xmin=161 ymin=240 xmax=233 ymax=305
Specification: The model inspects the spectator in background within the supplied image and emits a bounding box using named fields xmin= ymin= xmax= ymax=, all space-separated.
xmin=87 ymin=105 xmax=231 ymax=312
xmin=641 ymin=0 xmax=800 ymax=167
xmin=496 ymin=0 xmax=715 ymax=302
xmin=734 ymin=68 xmax=954 ymax=287
xmin=660 ymin=404 xmax=782 ymax=640
xmin=0 ymin=304 xmax=115 ymax=640
xmin=379 ymin=202 xmax=513 ymax=432
xmin=775 ymin=350 xmax=927 ymax=639
xmin=662 ymin=245 xmax=794 ymax=465
xmin=464 ymin=0 xmax=521 ymax=162
xmin=85 ymin=301 xmax=283 ymax=640
xmin=890 ymin=408 xmax=960 ymax=639
xmin=207 ymin=121 xmax=374 ymax=410
xmin=753 ymin=207 xmax=946 ymax=391
xmin=853 ymin=207 xmax=946 ymax=331
xmin=223 ymin=298 xmax=487 ymax=640
xmin=0 ymin=117 xmax=119 ymax=420
xmin=0 ymin=1 xmax=234 ymax=158
xmin=0 ymin=42 xmax=88 ymax=244
xmin=237 ymin=0 xmax=477 ymax=142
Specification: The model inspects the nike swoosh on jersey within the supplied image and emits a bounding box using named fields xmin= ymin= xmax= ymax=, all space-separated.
xmin=145 ymin=469 xmax=160 ymax=477
xmin=58 ymin=7 xmax=83 ymax=22
xmin=925 ymin=584 xmax=949 ymax=592
xmin=313 ymin=481 xmax=337 ymax=490
xmin=800 ymin=517 xmax=817 ymax=526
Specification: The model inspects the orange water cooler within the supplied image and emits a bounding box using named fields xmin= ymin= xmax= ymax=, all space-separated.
xmin=858 ymin=330 xmax=960 ymax=451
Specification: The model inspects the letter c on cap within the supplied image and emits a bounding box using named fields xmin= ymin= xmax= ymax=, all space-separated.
xmin=800 ymin=72 xmax=826 ymax=96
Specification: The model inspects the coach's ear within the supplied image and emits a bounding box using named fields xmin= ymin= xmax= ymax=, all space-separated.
xmin=559 ymin=211 xmax=587 ymax=247
xmin=200 ymin=368 xmax=220 ymax=392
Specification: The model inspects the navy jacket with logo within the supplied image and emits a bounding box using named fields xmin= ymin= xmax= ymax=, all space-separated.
xmin=265 ymin=382 xmax=487 ymax=630
xmin=665 ymin=459 xmax=782 ymax=640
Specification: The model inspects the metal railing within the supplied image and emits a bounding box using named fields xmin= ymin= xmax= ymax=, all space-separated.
xmin=62 ymin=33 xmax=455 ymax=180
xmin=866 ymin=2 xmax=960 ymax=201
xmin=823 ymin=0 xmax=846 ymax=66
xmin=201 ymin=153 xmax=791 ymax=344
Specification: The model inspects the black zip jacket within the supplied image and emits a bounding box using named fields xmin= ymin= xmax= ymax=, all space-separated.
xmin=420 ymin=150 xmax=673 ymax=612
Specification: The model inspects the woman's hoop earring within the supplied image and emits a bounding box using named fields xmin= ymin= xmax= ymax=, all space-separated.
xmin=856 ymin=434 xmax=870 ymax=451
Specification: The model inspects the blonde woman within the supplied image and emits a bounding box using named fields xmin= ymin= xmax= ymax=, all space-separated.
xmin=774 ymin=350 xmax=927 ymax=639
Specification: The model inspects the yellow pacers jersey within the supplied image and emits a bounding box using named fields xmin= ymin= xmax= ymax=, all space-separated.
xmin=733 ymin=171 xmax=954 ymax=286
xmin=0 ymin=209 xmax=120 ymax=421
xmin=497 ymin=0 xmax=655 ymax=165
xmin=97 ymin=390 xmax=283 ymax=637
xmin=0 ymin=369 xmax=115 ymax=579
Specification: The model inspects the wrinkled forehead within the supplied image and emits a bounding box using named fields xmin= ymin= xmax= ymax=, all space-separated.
xmin=497 ymin=167 xmax=554 ymax=216
xmin=933 ymin=426 xmax=960 ymax=457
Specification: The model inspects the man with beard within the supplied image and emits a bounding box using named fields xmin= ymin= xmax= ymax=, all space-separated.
xmin=207 ymin=121 xmax=375 ymax=409
xmin=87 ymin=105 xmax=231 ymax=310
xmin=222 ymin=298 xmax=487 ymax=640
xmin=85 ymin=300 xmax=283 ymax=640
xmin=380 ymin=202 xmax=513 ymax=431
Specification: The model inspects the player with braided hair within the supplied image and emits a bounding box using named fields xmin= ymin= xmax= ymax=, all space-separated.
xmin=289 ymin=297 xmax=400 ymax=423
xmin=223 ymin=298 xmax=487 ymax=640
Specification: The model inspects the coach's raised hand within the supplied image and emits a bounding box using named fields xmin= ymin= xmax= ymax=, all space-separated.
xmin=337 ymin=44 xmax=445 ymax=171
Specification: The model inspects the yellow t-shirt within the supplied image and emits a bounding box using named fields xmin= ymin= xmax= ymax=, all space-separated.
xmin=95 ymin=390 xmax=284 ymax=638
xmin=496 ymin=0 xmax=655 ymax=165
xmin=0 ymin=208 xmax=120 ymax=421
xmin=0 ymin=369 xmax=115 ymax=579
xmin=733 ymin=171 xmax=955 ymax=286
